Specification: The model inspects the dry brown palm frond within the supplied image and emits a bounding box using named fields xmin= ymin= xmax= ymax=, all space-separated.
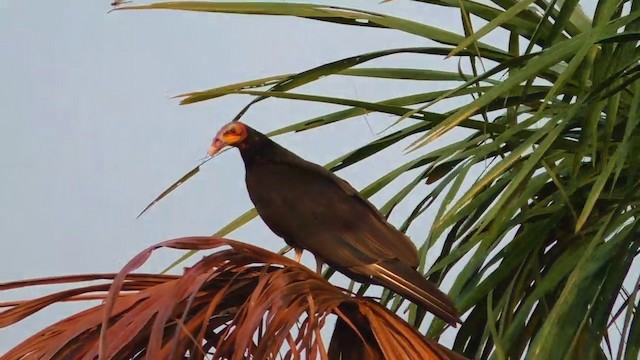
xmin=0 ymin=236 xmax=465 ymax=360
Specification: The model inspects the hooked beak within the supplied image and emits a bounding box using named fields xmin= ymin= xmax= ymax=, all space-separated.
xmin=208 ymin=138 xmax=225 ymax=157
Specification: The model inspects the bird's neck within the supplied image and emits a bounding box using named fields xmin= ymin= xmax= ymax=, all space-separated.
xmin=238 ymin=135 xmax=280 ymax=166
xmin=238 ymin=134 xmax=304 ymax=171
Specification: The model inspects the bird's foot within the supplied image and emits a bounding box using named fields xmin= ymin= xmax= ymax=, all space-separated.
xmin=294 ymin=248 xmax=303 ymax=263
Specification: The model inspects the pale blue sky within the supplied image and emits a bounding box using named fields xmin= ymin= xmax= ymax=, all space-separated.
xmin=0 ymin=0 xmax=599 ymax=354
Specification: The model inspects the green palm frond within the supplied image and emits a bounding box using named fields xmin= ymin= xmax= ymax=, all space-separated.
xmin=9 ymin=0 xmax=640 ymax=358
xmin=121 ymin=1 xmax=640 ymax=357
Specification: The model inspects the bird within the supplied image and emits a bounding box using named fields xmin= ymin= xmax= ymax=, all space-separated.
xmin=208 ymin=121 xmax=461 ymax=326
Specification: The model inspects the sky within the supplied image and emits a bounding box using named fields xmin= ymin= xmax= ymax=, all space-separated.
xmin=0 ymin=0 xmax=599 ymax=354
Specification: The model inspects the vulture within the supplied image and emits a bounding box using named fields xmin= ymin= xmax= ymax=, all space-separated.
xmin=208 ymin=121 xmax=461 ymax=326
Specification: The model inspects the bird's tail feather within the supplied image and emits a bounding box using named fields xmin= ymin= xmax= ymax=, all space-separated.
xmin=370 ymin=261 xmax=461 ymax=326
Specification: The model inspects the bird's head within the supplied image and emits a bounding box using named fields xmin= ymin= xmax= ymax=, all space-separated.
xmin=208 ymin=121 xmax=249 ymax=157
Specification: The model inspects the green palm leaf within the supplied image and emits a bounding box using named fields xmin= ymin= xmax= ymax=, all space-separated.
xmin=9 ymin=0 xmax=640 ymax=358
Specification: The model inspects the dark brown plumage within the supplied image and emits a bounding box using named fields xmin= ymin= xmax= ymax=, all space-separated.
xmin=208 ymin=121 xmax=461 ymax=326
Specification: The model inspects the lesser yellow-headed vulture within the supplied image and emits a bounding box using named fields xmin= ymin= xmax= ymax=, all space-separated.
xmin=208 ymin=121 xmax=461 ymax=326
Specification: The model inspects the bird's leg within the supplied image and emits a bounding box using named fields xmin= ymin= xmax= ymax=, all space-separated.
xmin=315 ymin=255 xmax=324 ymax=275
xmin=294 ymin=248 xmax=303 ymax=263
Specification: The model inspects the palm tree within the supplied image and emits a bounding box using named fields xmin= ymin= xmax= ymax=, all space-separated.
xmin=2 ymin=0 xmax=640 ymax=358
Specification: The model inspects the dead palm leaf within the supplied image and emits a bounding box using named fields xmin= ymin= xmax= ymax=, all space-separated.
xmin=1 ymin=236 xmax=465 ymax=360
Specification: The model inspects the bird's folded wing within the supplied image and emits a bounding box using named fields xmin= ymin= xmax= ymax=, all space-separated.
xmin=274 ymin=155 xmax=420 ymax=267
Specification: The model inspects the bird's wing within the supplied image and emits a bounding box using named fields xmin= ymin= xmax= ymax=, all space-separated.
xmin=294 ymin=158 xmax=390 ymax=223
xmin=269 ymin=154 xmax=419 ymax=268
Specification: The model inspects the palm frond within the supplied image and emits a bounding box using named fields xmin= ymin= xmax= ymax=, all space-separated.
xmin=100 ymin=0 xmax=640 ymax=358
xmin=1 ymin=237 xmax=464 ymax=360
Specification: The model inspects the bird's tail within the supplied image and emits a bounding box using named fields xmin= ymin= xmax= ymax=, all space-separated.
xmin=369 ymin=260 xmax=461 ymax=326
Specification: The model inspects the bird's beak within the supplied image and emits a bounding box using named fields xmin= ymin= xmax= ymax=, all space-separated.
xmin=208 ymin=138 xmax=226 ymax=157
